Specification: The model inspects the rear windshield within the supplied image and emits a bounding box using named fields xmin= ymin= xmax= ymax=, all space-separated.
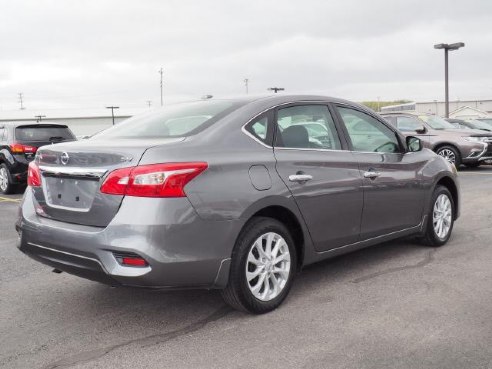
xmin=93 ymin=100 xmax=245 ymax=139
xmin=15 ymin=125 xmax=74 ymax=142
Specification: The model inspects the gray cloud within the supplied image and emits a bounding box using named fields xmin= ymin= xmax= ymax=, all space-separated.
xmin=1 ymin=0 xmax=491 ymax=111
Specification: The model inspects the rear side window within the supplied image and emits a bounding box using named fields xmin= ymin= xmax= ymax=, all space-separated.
xmin=274 ymin=105 xmax=342 ymax=150
xmin=15 ymin=126 xmax=74 ymax=142
xmin=94 ymin=100 xmax=245 ymax=139
xmin=245 ymin=114 xmax=270 ymax=144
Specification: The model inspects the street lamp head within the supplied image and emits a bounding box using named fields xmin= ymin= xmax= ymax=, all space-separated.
xmin=434 ymin=42 xmax=465 ymax=50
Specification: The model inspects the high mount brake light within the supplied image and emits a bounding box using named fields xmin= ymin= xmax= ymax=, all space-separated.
xmin=100 ymin=162 xmax=208 ymax=198
xmin=27 ymin=162 xmax=42 ymax=187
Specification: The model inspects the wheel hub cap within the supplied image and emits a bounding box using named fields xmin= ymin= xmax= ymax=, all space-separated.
xmin=246 ymin=232 xmax=291 ymax=302
xmin=438 ymin=149 xmax=456 ymax=164
xmin=0 ymin=168 xmax=8 ymax=191
xmin=433 ymin=194 xmax=452 ymax=239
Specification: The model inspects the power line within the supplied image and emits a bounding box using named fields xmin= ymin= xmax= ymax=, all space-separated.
xmin=158 ymin=67 xmax=164 ymax=106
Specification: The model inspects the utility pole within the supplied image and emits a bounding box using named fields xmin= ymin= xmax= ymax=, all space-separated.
xmin=267 ymin=87 xmax=285 ymax=93
xmin=377 ymin=96 xmax=381 ymax=112
xmin=146 ymin=100 xmax=152 ymax=108
xmin=106 ymin=106 xmax=119 ymax=126
xmin=18 ymin=93 xmax=25 ymax=110
xmin=158 ymin=67 xmax=164 ymax=106
xmin=244 ymin=78 xmax=249 ymax=94
xmin=35 ymin=115 xmax=46 ymax=122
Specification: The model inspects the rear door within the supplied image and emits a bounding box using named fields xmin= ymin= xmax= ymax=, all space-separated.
xmin=273 ymin=103 xmax=363 ymax=252
xmin=334 ymin=105 xmax=427 ymax=240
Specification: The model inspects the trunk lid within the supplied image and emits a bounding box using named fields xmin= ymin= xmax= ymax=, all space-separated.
xmin=32 ymin=138 xmax=185 ymax=227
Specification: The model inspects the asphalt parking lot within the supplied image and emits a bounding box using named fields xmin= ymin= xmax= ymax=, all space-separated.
xmin=1 ymin=168 xmax=492 ymax=369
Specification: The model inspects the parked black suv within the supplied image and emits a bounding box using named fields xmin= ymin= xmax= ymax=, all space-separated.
xmin=0 ymin=122 xmax=76 ymax=194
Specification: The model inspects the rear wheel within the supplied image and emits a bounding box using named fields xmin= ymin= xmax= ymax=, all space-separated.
xmin=419 ymin=185 xmax=455 ymax=247
xmin=221 ymin=217 xmax=297 ymax=314
xmin=0 ymin=164 xmax=15 ymax=195
xmin=436 ymin=146 xmax=461 ymax=168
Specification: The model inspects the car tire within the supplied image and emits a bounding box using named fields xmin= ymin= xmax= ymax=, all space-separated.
xmin=0 ymin=164 xmax=15 ymax=195
xmin=436 ymin=145 xmax=462 ymax=168
xmin=221 ymin=216 xmax=297 ymax=314
xmin=419 ymin=185 xmax=455 ymax=247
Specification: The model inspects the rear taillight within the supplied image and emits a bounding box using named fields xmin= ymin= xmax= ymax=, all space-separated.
xmin=10 ymin=143 xmax=37 ymax=154
xmin=27 ymin=162 xmax=41 ymax=187
xmin=100 ymin=162 xmax=208 ymax=198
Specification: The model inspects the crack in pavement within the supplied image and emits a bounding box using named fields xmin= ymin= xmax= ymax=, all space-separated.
xmin=351 ymin=249 xmax=436 ymax=283
xmin=42 ymin=305 xmax=232 ymax=369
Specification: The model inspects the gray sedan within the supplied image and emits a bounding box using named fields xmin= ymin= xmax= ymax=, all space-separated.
xmin=16 ymin=95 xmax=459 ymax=314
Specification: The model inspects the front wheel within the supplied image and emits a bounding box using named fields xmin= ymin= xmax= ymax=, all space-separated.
xmin=221 ymin=217 xmax=297 ymax=314
xmin=436 ymin=146 xmax=461 ymax=168
xmin=419 ymin=186 xmax=455 ymax=247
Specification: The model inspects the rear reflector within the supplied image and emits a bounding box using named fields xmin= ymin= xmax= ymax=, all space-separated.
xmin=27 ymin=162 xmax=42 ymax=187
xmin=10 ymin=143 xmax=37 ymax=154
xmin=113 ymin=253 xmax=149 ymax=267
xmin=100 ymin=162 xmax=208 ymax=198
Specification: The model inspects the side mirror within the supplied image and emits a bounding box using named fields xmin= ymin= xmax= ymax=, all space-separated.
xmin=415 ymin=125 xmax=427 ymax=134
xmin=406 ymin=136 xmax=423 ymax=152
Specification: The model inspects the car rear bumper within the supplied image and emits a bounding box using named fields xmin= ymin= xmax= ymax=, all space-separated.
xmin=17 ymin=189 xmax=241 ymax=289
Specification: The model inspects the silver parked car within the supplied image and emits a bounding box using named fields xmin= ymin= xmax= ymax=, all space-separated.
xmin=17 ymin=95 xmax=460 ymax=314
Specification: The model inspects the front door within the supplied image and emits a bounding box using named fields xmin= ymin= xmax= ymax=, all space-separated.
xmin=335 ymin=106 xmax=427 ymax=240
xmin=273 ymin=103 xmax=363 ymax=252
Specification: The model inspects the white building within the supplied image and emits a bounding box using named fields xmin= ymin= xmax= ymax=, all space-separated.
xmin=415 ymin=99 xmax=492 ymax=117
xmin=0 ymin=107 xmax=150 ymax=136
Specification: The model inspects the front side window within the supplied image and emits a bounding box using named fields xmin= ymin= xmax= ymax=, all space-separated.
xmin=337 ymin=107 xmax=400 ymax=153
xmin=274 ymin=105 xmax=341 ymax=150
xmin=396 ymin=116 xmax=424 ymax=132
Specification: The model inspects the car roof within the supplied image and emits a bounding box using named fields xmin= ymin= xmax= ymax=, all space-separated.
xmin=1 ymin=121 xmax=68 ymax=127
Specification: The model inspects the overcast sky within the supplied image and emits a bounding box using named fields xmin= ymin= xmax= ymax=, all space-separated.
xmin=1 ymin=0 xmax=491 ymax=112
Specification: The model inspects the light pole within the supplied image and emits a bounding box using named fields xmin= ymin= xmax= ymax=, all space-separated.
xmin=106 ymin=106 xmax=119 ymax=126
xmin=267 ymin=87 xmax=285 ymax=93
xmin=434 ymin=42 xmax=465 ymax=118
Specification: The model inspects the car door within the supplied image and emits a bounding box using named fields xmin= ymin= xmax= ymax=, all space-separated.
xmin=273 ymin=103 xmax=363 ymax=252
xmin=334 ymin=105 xmax=427 ymax=240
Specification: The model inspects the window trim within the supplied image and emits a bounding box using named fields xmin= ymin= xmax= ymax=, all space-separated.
xmin=332 ymin=103 xmax=405 ymax=154
xmin=243 ymin=110 xmax=274 ymax=147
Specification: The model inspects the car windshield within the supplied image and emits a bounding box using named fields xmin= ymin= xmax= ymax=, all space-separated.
xmin=93 ymin=100 xmax=244 ymax=139
xmin=466 ymin=120 xmax=491 ymax=130
xmin=419 ymin=115 xmax=456 ymax=130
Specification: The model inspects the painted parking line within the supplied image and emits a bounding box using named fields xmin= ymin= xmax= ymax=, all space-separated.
xmin=0 ymin=196 xmax=22 ymax=203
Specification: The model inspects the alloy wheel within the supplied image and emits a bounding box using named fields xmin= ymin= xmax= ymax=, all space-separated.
xmin=245 ymin=232 xmax=291 ymax=302
xmin=437 ymin=149 xmax=456 ymax=164
xmin=0 ymin=167 xmax=8 ymax=192
xmin=433 ymin=194 xmax=452 ymax=239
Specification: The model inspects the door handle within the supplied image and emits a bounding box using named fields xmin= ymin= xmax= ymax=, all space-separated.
xmin=288 ymin=174 xmax=313 ymax=183
xmin=363 ymin=170 xmax=381 ymax=179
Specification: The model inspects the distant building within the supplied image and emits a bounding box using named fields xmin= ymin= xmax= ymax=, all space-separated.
xmin=380 ymin=99 xmax=492 ymax=119
xmin=0 ymin=107 xmax=149 ymax=136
